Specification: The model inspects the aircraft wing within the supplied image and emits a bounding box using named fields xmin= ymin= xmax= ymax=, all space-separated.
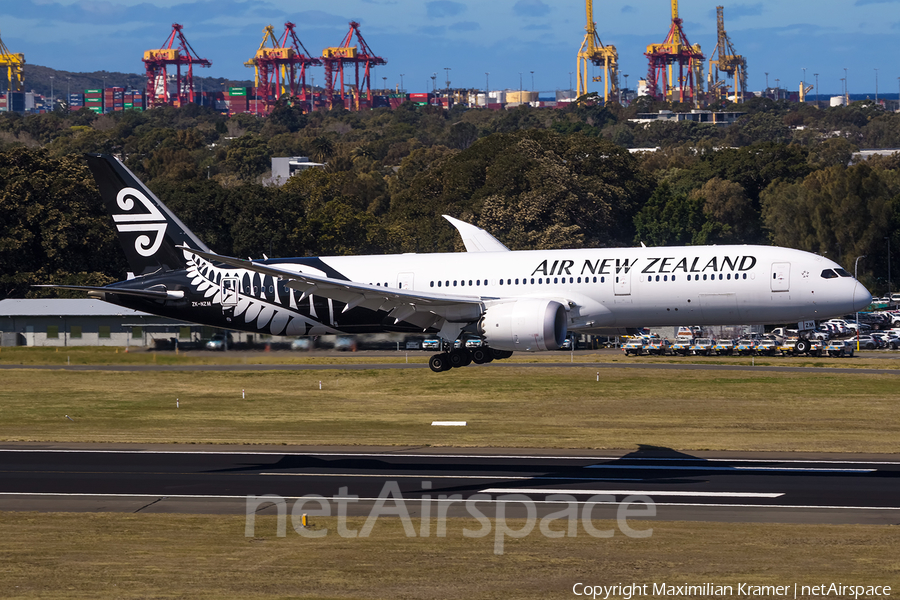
xmin=442 ymin=215 xmax=509 ymax=252
xmin=33 ymin=284 xmax=185 ymax=300
xmin=180 ymin=247 xmax=486 ymax=325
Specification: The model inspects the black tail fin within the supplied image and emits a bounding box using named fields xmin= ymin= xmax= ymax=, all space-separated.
xmin=86 ymin=154 xmax=210 ymax=277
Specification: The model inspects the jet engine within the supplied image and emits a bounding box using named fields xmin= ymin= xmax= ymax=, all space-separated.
xmin=479 ymin=299 xmax=567 ymax=352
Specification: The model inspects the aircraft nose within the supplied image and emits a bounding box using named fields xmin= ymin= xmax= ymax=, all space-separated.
xmin=853 ymin=280 xmax=872 ymax=312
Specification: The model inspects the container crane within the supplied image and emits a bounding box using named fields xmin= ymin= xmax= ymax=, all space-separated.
xmin=645 ymin=0 xmax=705 ymax=105
xmin=321 ymin=21 xmax=386 ymax=111
xmin=245 ymin=23 xmax=322 ymax=112
xmin=0 ymin=29 xmax=24 ymax=94
xmin=143 ymin=23 xmax=212 ymax=108
xmin=576 ymin=0 xmax=618 ymax=102
xmin=799 ymin=82 xmax=814 ymax=103
xmin=707 ymin=6 xmax=746 ymax=103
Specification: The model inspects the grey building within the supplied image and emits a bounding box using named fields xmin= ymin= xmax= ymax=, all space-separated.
xmin=0 ymin=299 xmax=193 ymax=347
xmin=269 ymin=156 xmax=326 ymax=186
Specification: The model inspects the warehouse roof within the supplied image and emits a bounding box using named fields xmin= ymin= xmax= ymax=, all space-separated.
xmin=0 ymin=298 xmax=153 ymax=317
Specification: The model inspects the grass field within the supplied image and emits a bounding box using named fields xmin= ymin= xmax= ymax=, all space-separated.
xmin=2 ymin=364 xmax=899 ymax=452
xmin=1 ymin=512 xmax=897 ymax=600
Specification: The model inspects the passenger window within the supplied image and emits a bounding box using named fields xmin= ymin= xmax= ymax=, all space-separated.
xmin=538 ymin=278 xmax=542 ymax=284
xmin=468 ymin=280 xmax=473 ymax=286
xmin=531 ymin=278 xmax=535 ymax=284
xmin=703 ymin=275 xmax=707 ymax=281
xmin=719 ymin=274 xmax=723 ymax=280
xmin=672 ymin=275 xmax=676 ymax=281
xmin=743 ymin=273 xmax=747 ymax=279
xmin=499 ymin=279 xmax=504 ymax=285
xmin=430 ymin=281 xmax=434 ymax=287
xmin=476 ymin=280 xmax=480 ymax=286
xmin=437 ymin=281 xmax=441 ymax=287
xmin=453 ymin=281 xmax=457 ymax=286
xmin=577 ymin=277 xmax=582 ymax=283
xmin=655 ymin=275 xmax=660 ymax=282
xmin=554 ymin=278 xmax=558 ymax=284
xmin=727 ymin=274 xmax=731 ymax=280
xmin=515 ymin=279 xmax=520 ymax=285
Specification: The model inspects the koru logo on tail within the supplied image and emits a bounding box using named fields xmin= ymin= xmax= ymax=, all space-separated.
xmin=112 ymin=187 xmax=167 ymax=257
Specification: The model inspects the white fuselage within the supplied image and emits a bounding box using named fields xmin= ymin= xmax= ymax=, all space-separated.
xmin=315 ymin=245 xmax=871 ymax=331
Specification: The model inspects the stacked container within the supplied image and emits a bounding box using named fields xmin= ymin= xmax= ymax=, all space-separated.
xmin=124 ymin=89 xmax=144 ymax=111
xmin=84 ymin=89 xmax=103 ymax=113
xmin=104 ymin=87 xmax=125 ymax=112
xmin=408 ymin=92 xmax=431 ymax=106
xmin=225 ymin=87 xmax=248 ymax=113
xmin=68 ymin=93 xmax=84 ymax=111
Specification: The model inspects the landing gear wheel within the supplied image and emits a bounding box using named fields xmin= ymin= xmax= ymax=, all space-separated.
xmin=471 ymin=347 xmax=493 ymax=364
xmin=491 ymin=349 xmax=513 ymax=360
xmin=796 ymin=339 xmax=809 ymax=354
xmin=429 ymin=353 xmax=450 ymax=372
xmin=449 ymin=349 xmax=470 ymax=369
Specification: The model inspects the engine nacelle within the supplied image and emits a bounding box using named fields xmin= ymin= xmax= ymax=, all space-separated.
xmin=479 ymin=299 xmax=567 ymax=352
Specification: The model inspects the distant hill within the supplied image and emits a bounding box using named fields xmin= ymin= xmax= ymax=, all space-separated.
xmin=20 ymin=64 xmax=254 ymax=97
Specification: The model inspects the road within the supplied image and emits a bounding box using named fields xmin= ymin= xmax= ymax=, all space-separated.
xmin=1 ymin=445 xmax=897 ymax=524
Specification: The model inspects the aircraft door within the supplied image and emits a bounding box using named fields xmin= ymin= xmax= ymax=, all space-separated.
xmin=397 ymin=272 xmax=414 ymax=290
xmin=771 ymin=263 xmax=790 ymax=292
xmin=221 ymin=277 xmax=240 ymax=307
xmin=614 ymin=270 xmax=631 ymax=296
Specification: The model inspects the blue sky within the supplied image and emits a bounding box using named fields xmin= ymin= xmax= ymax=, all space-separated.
xmin=2 ymin=0 xmax=899 ymax=95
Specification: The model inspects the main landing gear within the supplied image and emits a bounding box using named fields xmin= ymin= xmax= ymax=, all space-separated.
xmin=428 ymin=347 xmax=514 ymax=372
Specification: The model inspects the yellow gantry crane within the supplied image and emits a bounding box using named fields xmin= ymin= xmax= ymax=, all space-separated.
xmin=799 ymin=83 xmax=814 ymax=103
xmin=707 ymin=6 xmax=746 ymax=103
xmin=0 ymin=29 xmax=25 ymax=94
xmin=577 ymin=0 xmax=618 ymax=102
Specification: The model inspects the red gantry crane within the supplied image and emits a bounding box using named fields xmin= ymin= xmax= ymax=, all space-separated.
xmin=645 ymin=0 xmax=705 ymax=105
xmin=245 ymin=22 xmax=322 ymax=112
xmin=321 ymin=21 xmax=386 ymax=111
xmin=143 ymin=23 xmax=212 ymax=108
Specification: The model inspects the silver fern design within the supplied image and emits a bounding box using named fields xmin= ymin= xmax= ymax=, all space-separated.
xmin=183 ymin=249 xmax=338 ymax=336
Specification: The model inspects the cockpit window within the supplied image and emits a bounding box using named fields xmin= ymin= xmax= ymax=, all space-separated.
xmin=820 ymin=269 xmax=839 ymax=279
xmin=834 ymin=268 xmax=852 ymax=278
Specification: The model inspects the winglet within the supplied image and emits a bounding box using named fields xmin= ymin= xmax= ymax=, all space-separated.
xmin=442 ymin=215 xmax=509 ymax=252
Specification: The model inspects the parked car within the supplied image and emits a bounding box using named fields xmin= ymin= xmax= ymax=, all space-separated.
xmin=735 ymin=338 xmax=758 ymax=355
xmin=755 ymin=338 xmax=780 ymax=356
xmin=690 ymin=338 xmax=715 ymax=356
xmin=854 ymin=335 xmax=879 ymax=350
xmin=713 ymin=339 xmax=735 ymax=356
xmin=671 ymin=338 xmax=693 ymax=356
xmin=827 ymin=339 xmax=855 ymax=357
xmin=422 ymin=338 xmax=442 ymax=351
xmin=646 ymin=337 xmax=669 ymax=355
xmin=872 ymin=333 xmax=900 ymax=349
xmin=622 ymin=337 xmax=646 ymax=356
xmin=290 ymin=337 xmax=312 ymax=351
xmin=205 ymin=333 xmax=232 ymax=350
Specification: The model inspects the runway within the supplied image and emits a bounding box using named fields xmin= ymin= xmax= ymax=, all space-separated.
xmin=1 ymin=445 xmax=897 ymax=524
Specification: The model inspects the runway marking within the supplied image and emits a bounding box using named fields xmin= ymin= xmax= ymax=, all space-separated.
xmin=259 ymin=473 xmax=643 ymax=481
xmin=1 ymin=449 xmax=897 ymax=466
xmin=1 ymin=492 xmax=898 ymax=511
xmin=479 ymin=488 xmax=785 ymax=498
xmin=586 ymin=465 xmax=876 ymax=473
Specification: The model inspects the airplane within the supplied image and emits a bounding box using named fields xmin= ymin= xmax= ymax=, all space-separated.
xmin=38 ymin=154 xmax=872 ymax=372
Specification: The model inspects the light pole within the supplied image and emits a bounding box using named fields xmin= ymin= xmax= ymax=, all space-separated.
xmin=887 ymin=236 xmax=892 ymax=297
xmin=431 ymin=73 xmax=437 ymax=95
xmin=485 ymin=72 xmax=489 ymax=105
xmin=775 ymin=78 xmax=780 ymax=100
xmin=802 ymin=67 xmax=806 ymax=88
xmin=568 ymin=71 xmax=573 ymax=92
xmin=382 ymin=76 xmax=387 ymax=93
xmin=814 ymin=73 xmax=819 ymax=107
xmin=530 ymin=70 xmax=534 ymax=92
xmin=66 ymin=77 xmax=70 ymax=109
xmin=765 ymin=72 xmax=769 ymax=94
xmin=444 ymin=67 xmax=451 ymax=105
xmin=844 ymin=67 xmax=849 ymax=104
xmin=855 ymin=255 xmax=866 ymax=347
xmin=519 ymin=72 xmax=523 ymax=101
xmin=399 ymin=74 xmax=404 ymax=94
xmin=841 ymin=78 xmax=846 ymax=105
xmin=50 ymin=75 xmax=54 ymax=111
xmin=624 ymin=74 xmax=629 ymax=105
xmin=875 ymin=68 xmax=879 ymax=104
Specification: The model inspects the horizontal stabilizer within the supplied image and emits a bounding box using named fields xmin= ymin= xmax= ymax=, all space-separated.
xmin=33 ymin=284 xmax=184 ymax=300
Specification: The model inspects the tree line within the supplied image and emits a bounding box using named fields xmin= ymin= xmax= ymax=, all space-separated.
xmin=2 ymin=97 xmax=900 ymax=300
